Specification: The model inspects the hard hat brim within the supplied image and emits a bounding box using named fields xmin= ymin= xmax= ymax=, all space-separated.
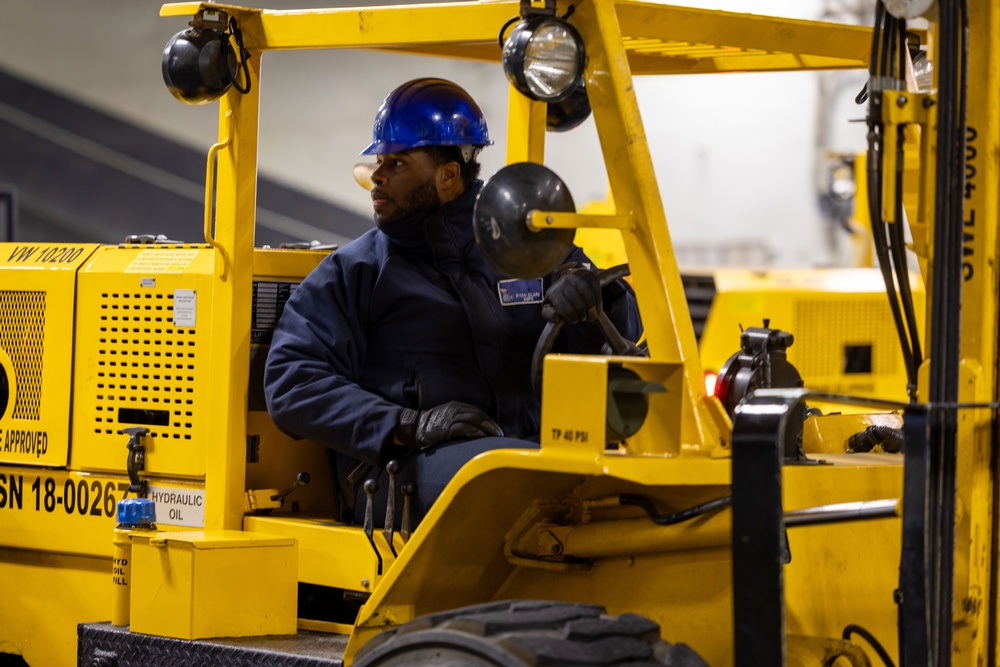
xmin=359 ymin=140 xmax=413 ymax=156
xmin=359 ymin=139 xmax=493 ymax=156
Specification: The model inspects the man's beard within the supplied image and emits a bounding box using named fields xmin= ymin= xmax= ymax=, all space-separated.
xmin=375 ymin=177 xmax=441 ymax=228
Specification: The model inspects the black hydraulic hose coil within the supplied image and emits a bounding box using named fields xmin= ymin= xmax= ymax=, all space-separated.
xmin=847 ymin=425 xmax=905 ymax=454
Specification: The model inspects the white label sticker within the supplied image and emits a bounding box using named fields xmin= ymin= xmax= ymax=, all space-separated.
xmin=140 ymin=277 xmax=156 ymax=288
xmin=174 ymin=289 xmax=196 ymax=327
xmin=147 ymin=486 xmax=206 ymax=528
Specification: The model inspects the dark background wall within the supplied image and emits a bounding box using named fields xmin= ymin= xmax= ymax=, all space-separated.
xmin=0 ymin=68 xmax=370 ymax=246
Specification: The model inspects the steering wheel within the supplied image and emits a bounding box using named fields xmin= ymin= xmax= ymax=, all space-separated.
xmin=530 ymin=264 xmax=645 ymax=393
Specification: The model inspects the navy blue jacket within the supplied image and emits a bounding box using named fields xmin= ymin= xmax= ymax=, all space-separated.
xmin=264 ymin=181 xmax=642 ymax=471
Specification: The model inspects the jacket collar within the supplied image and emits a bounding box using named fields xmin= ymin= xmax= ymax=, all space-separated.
xmin=377 ymin=181 xmax=483 ymax=256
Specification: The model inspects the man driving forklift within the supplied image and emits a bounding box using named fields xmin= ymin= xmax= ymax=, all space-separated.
xmin=264 ymin=77 xmax=642 ymax=528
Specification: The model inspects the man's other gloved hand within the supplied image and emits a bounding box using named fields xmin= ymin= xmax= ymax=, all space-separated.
xmin=396 ymin=401 xmax=503 ymax=452
xmin=542 ymin=268 xmax=602 ymax=324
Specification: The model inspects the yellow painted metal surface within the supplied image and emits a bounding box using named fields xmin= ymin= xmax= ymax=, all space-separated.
xmin=244 ymin=515 xmax=382 ymax=592
xmin=155 ymin=3 xmax=898 ymax=664
xmin=252 ymin=246 xmax=331 ymax=279
xmin=161 ymin=1 xmax=871 ymax=75
xmin=111 ymin=527 xmax=133 ymax=627
xmin=203 ymin=75 xmax=259 ymax=532
xmin=543 ymin=354 xmax=687 ymax=457
xmin=0 ymin=467 xmax=130 ymax=557
xmin=783 ymin=460 xmax=902 ymax=664
xmin=13 ymin=0 xmax=989 ymax=664
xmin=247 ymin=248 xmax=338 ymax=515
xmin=574 ymin=0 xmax=726 ymax=455
xmin=0 ymin=243 xmax=100 ymax=467
xmin=850 ymin=140 xmax=927 ymax=271
xmin=540 ymin=355 xmax=612 ymax=458
xmin=130 ymin=529 xmax=297 ymax=639
xmin=802 ymin=412 xmax=904 ymax=455
xmin=527 ymin=210 xmax=632 ymax=232
xmin=699 ymin=268 xmax=925 ymax=403
xmin=499 ymin=544 xmax=736 ymax=665
xmin=0 ymin=234 xmax=329 ymax=658
xmin=245 ymin=412 xmax=338 ymax=516
xmin=341 ymin=443 xmax=900 ymax=665
xmin=342 ymin=444 xmax=735 ymax=661
xmin=953 ymin=4 xmax=1000 ymax=661
xmin=614 ymin=2 xmax=870 ymax=74
xmin=70 ymin=245 xmax=217 ymax=477
xmin=505 ymin=89 xmax=546 ymax=165
xmin=111 ymin=522 xmax=163 ymax=628
xmin=0 ymin=548 xmax=111 ymax=667
xmin=507 ymin=495 xmax=732 ymax=560
xmin=879 ymin=91 xmax=936 ymax=226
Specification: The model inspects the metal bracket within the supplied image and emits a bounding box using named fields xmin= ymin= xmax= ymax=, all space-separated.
xmin=119 ymin=427 xmax=149 ymax=497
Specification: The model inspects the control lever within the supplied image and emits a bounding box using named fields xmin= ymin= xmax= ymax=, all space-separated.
xmin=272 ymin=472 xmax=310 ymax=504
xmin=119 ymin=427 xmax=150 ymax=497
xmin=401 ymin=482 xmax=415 ymax=542
xmin=244 ymin=471 xmax=310 ymax=514
xmin=383 ymin=461 xmax=399 ymax=552
xmin=362 ymin=479 xmax=378 ymax=542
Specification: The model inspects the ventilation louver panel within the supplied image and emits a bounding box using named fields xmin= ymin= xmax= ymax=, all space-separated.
xmin=0 ymin=290 xmax=45 ymax=420
xmin=94 ymin=291 xmax=196 ymax=442
xmin=794 ymin=299 xmax=898 ymax=378
xmin=681 ymin=274 xmax=717 ymax=343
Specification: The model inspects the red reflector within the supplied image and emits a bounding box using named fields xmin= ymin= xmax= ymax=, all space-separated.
xmin=704 ymin=371 xmax=718 ymax=396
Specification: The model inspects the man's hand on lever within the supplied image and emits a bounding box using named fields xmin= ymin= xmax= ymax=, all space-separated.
xmin=396 ymin=401 xmax=503 ymax=452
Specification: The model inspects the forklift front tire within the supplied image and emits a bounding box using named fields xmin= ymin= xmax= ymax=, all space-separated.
xmin=352 ymin=599 xmax=708 ymax=666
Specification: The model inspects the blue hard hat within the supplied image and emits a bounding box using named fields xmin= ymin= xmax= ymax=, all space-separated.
xmin=360 ymin=78 xmax=493 ymax=156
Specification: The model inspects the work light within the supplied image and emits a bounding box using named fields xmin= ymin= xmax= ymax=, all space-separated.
xmin=502 ymin=15 xmax=586 ymax=103
xmin=546 ymin=80 xmax=591 ymax=131
xmin=162 ymin=11 xmax=250 ymax=105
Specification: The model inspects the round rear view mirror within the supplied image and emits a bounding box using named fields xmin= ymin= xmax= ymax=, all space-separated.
xmin=474 ymin=162 xmax=576 ymax=278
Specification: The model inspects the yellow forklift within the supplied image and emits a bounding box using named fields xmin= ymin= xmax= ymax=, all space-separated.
xmin=0 ymin=0 xmax=994 ymax=665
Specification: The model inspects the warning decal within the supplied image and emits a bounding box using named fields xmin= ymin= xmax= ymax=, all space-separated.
xmin=125 ymin=250 xmax=201 ymax=274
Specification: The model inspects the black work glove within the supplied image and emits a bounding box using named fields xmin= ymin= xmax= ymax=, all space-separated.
xmin=542 ymin=268 xmax=602 ymax=324
xmin=396 ymin=401 xmax=503 ymax=452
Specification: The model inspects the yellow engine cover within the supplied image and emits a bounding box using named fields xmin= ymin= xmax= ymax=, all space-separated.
xmin=0 ymin=243 xmax=100 ymax=467
xmin=70 ymin=245 xmax=218 ymax=478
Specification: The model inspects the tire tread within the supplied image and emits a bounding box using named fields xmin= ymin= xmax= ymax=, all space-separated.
xmin=354 ymin=600 xmax=708 ymax=667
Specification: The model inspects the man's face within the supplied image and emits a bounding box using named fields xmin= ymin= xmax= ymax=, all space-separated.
xmin=370 ymin=149 xmax=441 ymax=227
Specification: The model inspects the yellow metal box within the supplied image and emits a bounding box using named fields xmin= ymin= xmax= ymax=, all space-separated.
xmin=130 ymin=529 xmax=297 ymax=639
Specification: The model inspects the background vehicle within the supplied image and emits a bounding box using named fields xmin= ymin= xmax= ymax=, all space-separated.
xmin=577 ymin=204 xmax=926 ymax=407
xmin=688 ymin=267 xmax=924 ymax=405
xmin=0 ymin=0 xmax=992 ymax=666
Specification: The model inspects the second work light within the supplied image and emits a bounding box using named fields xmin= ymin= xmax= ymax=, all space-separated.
xmin=502 ymin=15 xmax=586 ymax=103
